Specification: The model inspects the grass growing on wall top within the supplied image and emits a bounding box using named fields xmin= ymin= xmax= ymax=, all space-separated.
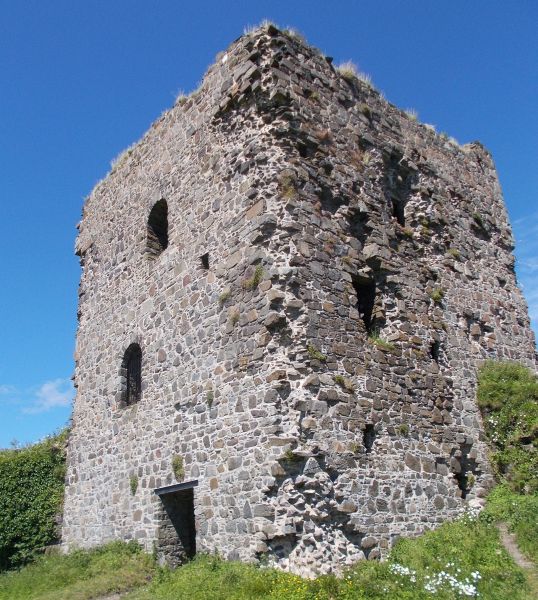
xmin=0 ymin=429 xmax=68 ymax=570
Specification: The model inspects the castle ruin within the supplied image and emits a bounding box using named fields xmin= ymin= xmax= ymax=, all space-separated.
xmin=62 ymin=25 xmax=536 ymax=576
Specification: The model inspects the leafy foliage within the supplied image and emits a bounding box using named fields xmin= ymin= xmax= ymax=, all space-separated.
xmin=0 ymin=430 xmax=68 ymax=570
xmin=477 ymin=361 xmax=538 ymax=493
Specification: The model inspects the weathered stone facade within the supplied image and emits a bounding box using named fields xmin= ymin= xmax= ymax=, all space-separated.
xmin=62 ymin=25 xmax=536 ymax=576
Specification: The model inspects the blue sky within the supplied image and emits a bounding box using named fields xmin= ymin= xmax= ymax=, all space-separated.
xmin=1 ymin=1 xmax=537 ymax=447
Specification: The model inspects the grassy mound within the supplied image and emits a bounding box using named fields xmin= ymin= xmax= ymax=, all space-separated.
xmin=484 ymin=484 xmax=538 ymax=563
xmin=1 ymin=515 xmax=531 ymax=599
xmin=123 ymin=514 xmax=528 ymax=599
xmin=477 ymin=361 xmax=538 ymax=493
xmin=0 ymin=430 xmax=68 ymax=570
xmin=0 ymin=541 xmax=156 ymax=600
xmin=476 ymin=360 xmax=538 ymax=567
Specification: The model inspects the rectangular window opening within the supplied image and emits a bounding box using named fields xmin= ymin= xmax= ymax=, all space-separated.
xmin=200 ymin=253 xmax=209 ymax=270
xmin=430 ymin=340 xmax=440 ymax=363
xmin=391 ymin=197 xmax=405 ymax=226
xmin=352 ymin=276 xmax=376 ymax=334
xmin=363 ymin=423 xmax=376 ymax=453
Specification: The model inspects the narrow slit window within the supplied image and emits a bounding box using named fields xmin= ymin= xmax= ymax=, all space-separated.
xmin=363 ymin=424 xmax=376 ymax=453
xmin=122 ymin=343 xmax=142 ymax=406
xmin=146 ymin=199 xmax=168 ymax=258
xmin=430 ymin=340 xmax=440 ymax=363
xmin=352 ymin=276 xmax=376 ymax=334
xmin=200 ymin=252 xmax=209 ymax=270
xmin=391 ymin=197 xmax=405 ymax=226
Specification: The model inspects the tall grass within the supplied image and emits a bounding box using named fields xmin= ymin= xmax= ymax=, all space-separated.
xmin=0 ymin=541 xmax=155 ymax=600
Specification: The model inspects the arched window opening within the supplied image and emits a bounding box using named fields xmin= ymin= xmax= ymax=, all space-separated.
xmin=146 ymin=199 xmax=168 ymax=258
xmin=121 ymin=343 xmax=142 ymax=406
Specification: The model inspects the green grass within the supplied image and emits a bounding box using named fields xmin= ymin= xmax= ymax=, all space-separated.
xmin=477 ymin=361 xmax=538 ymax=494
xmin=0 ymin=541 xmax=156 ymax=600
xmin=242 ymin=265 xmax=264 ymax=290
xmin=484 ymin=484 xmax=538 ymax=563
xmin=123 ymin=515 xmax=531 ymax=599
xmin=0 ymin=510 xmax=534 ymax=600
xmin=429 ymin=287 xmax=444 ymax=303
xmin=367 ymin=333 xmax=395 ymax=352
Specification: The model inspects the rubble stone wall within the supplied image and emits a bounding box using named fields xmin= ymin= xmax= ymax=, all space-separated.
xmin=62 ymin=25 xmax=536 ymax=576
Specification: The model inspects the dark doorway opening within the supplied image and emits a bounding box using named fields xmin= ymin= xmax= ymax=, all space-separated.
xmin=352 ymin=276 xmax=376 ymax=334
xmin=155 ymin=483 xmax=196 ymax=567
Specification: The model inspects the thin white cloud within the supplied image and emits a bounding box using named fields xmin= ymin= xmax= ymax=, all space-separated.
xmin=22 ymin=379 xmax=74 ymax=414
xmin=0 ymin=384 xmax=16 ymax=394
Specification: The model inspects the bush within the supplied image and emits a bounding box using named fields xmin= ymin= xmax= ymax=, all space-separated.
xmin=0 ymin=430 xmax=68 ymax=570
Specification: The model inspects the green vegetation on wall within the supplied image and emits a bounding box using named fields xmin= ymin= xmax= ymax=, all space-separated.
xmin=0 ymin=430 xmax=68 ymax=571
xmin=477 ymin=361 xmax=538 ymax=494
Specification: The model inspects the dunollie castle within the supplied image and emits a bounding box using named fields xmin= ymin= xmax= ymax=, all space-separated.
xmin=62 ymin=25 xmax=536 ymax=576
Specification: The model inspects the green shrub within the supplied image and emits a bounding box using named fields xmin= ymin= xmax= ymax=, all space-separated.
xmin=171 ymin=455 xmax=185 ymax=481
xmin=307 ymin=344 xmax=326 ymax=362
xmin=429 ymin=287 xmax=444 ymax=303
xmin=472 ymin=212 xmax=486 ymax=229
xmin=206 ymin=390 xmax=214 ymax=407
xmin=0 ymin=430 xmax=68 ymax=570
xmin=218 ymin=290 xmax=231 ymax=305
xmin=130 ymin=475 xmax=138 ymax=496
xmin=477 ymin=361 xmax=538 ymax=493
xmin=242 ymin=265 xmax=264 ymax=290
xmin=397 ymin=423 xmax=410 ymax=437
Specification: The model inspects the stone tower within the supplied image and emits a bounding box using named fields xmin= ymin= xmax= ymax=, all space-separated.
xmin=62 ymin=25 xmax=536 ymax=576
